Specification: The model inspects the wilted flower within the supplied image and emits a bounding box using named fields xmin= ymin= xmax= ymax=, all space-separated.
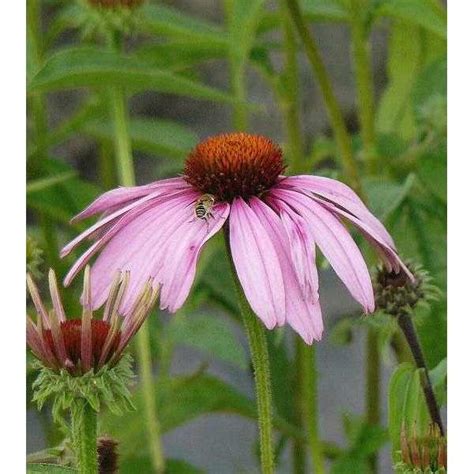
xmin=399 ymin=424 xmax=447 ymax=473
xmin=27 ymin=267 xmax=158 ymax=376
xmin=62 ymin=132 xmax=411 ymax=344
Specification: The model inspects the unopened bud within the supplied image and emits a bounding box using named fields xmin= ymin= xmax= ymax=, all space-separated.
xmin=374 ymin=263 xmax=436 ymax=317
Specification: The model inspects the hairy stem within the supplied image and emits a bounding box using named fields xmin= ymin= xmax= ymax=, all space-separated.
xmin=397 ymin=312 xmax=445 ymax=435
xmin=349 ymin=1 xmax=377 ymax=174
xmin=366 ymin=327 xmax=380 ymax=473
xmin=224 ymin=230 xmax=274 ymax=474
xmin=107 ymin=32 xmax=165 ymax=474
xmin=71 ymin=401 xmax=98 ymax=474
xmin=299 ymin=342 xmax=325 ymax=473
xmin=284 ymin=0 xmax=362 ymax=194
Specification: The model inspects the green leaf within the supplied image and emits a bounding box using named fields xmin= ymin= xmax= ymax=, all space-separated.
xmin=363 ymin=174 xmax=415 ymax=221
xmin=134 ymin=41 xmax=227 ymax=72
xmin=27 ymin=465 xmax=76 ymax=473
xmin=83 ymin=118 xmax=198 ymax=160
xmin=27 ymin=171 xmax=77 ymax=194
xmin=388 ymin=363 xmax=430 ymax=460
xmin=331 ymin=414 xmax=388 ymax=474
xmin=374 ymin=0 xmax=447 ymax=38
xmin=166 ymin=313 xmax=247 ymax=369
xmin=102 ymin=373 xmax=257 ymax=457
xmin=412 ymin=58 xmax=447 ymax=135
xmin=429 ymin=357 xmax=447 ymax=406
xmin=27 ymin=159 xmax=100 ymax=225
xmin=417 ymin=149 xmax=446 ymax=203
xmin=28 ymin=47 xmax=236 ymax=104
xmin=376 ymin=22 xmax=424 ymax=139
xmin=227 ymin=0 xmax=267 ymax=66
xmin=141 ymin=4 xmax=228 ymax=46
xmin=302 ymin=0 xmax=349 ymax=22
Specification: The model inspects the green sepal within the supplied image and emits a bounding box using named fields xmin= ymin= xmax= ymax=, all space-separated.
xmin=31 ymin=354 xmax=136 ymax=424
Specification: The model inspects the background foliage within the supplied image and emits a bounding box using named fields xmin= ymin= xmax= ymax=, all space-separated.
xmin=27 ymin=0 xmax=446 ymax=472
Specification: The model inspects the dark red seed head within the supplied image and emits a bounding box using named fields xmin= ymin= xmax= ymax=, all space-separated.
xmin=43 ymin=320 xmax=120 ymax=371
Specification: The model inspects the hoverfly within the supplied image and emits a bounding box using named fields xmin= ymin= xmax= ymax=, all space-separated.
xmin=191 ymin=194 xmax=216 ymax=230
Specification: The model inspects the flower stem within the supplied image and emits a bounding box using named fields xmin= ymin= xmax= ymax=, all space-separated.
xmin=397 ymin=312 xmax=445 ymax=436
xmin=284 ymin=0 xmax=362 ymax=194
xmin=224 ymin=231 xmax=274 ymax=474
xmin=107 ymin=31 xmax=165 ymax=474
xmin=349 ymin=0 xmax=377 ymax=175
xmin=298 ymin=341 xmax=325 ymax=473
xmin=278 ymin=0 xmax=305 ymax=173
xmin=366 ymin=327 xmax=380 ymax=473
xmin=71 ymin=400 xmax=98 ymax=474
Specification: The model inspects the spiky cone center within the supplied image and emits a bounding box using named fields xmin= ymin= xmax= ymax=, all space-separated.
xmin=87 ymin=0 xmax=145 ymax=9
xmin=374 ymin=264 xmax=426 ymax=316
xmin=184 ymin=132 xmax=286 ymax=202
xmin=42 ymin=320 xmax=120 ymax=375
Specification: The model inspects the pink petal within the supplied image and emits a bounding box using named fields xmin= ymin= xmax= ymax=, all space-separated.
xmin=229 ymin=198 xmax=286 ymax=329
xmin=62 ymin=191 xmax=165 ymax=258
xmin=71 ymin=177 xmax=190 ymax=223
xmin=280 ymin=175 xmax=395 ymax=249
xmin=159 ymin=202 xmax=230 ymax=312
xmin=272 ymin=188 xmax=375 ymax=313
xmin=277 ymin=201 xmax=319 ymax=303
xmin=250 ymin=198 xmax=323 ymax=343
xmin=63 ymin=189 xmax=195 ymax=287
xmin=308 ymin=194 xmax=414 ymax=280
xmin=89 ymin=190 xmax=200 ymax=312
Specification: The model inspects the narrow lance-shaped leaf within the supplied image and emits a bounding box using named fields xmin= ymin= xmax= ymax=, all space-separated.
xmin=28 ymin=47 xmax=238 ymax=104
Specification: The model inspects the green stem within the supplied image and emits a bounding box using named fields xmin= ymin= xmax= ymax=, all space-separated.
xmin=107 ymin=32 xmax=165 ymax=474
xmin=72 ymin=401 xmax=98 ymax=474
xmin=224 ymin=230 xmax=274 ymax=474
xmin=279 ymin=0 xmax=305 ymax=173
xmin=298 ymin=341 xmax=325 ymax=473
xmin=366 ymin=327 xmax=380 ymax=473
xmin=230 ymin=61 xmax=248 ymax=131
xmin=349 ymin=1 xmax=377 ymax=174
xmin=284 ymin=0 xmax=362 ymax=194
xmin=224 ymin=0 xmax=249 ymax=131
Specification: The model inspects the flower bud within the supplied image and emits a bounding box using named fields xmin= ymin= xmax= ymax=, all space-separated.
xmin=399 ymin=424 xmax=447 ymax=473
xmin=374 ymin=263 xmax=436 ymax=317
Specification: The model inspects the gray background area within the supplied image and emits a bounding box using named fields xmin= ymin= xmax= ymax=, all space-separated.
xmin=27 ymin=2 xmax=442 ymax=472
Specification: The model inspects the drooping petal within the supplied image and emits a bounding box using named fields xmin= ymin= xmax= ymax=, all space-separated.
xmin=89 ymin=190 xmax=200 ymax=312
xmin=276 ymin=200 xmax=319 ymax=303
xmin=280 ymin=175 xmax=395 ymax=249
xmin=63 ymin=189 xmax=193 ymax=287
xmin=251 ymin=198 xmax=323 ymax=343
xmin=158 ymin=202 xmax=230 ymax=312
xmin=307 ymin=194 xmax=414 ymax=280
xmin=71 ymin=177 xmax=189 ymax=223
xmin=229 ymin=197 xmax=286 ymax=329
xmin=272 ymin=188 xmax=375 ymax=313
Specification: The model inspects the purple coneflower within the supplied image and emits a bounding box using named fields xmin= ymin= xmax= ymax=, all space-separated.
xmin=27 ymin=267 xmax=158 ymax=375
xmin=62 ymin=132 xmax=411 ymax=344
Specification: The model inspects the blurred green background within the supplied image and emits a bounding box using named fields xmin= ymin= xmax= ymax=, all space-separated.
xmin=27 ymin=0 xmax=446 ymax=472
